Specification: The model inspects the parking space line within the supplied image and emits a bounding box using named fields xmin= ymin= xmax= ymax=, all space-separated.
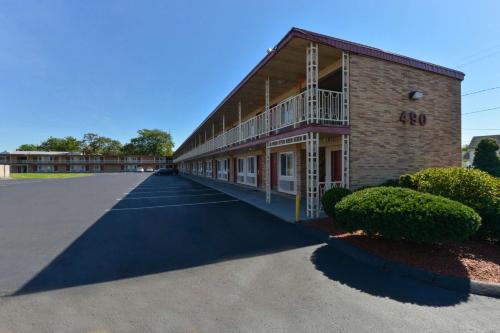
xmin=109 ymin=199 xmax=240 ymax=211
xmin=117 ymin=192 xmax=226 ymax=200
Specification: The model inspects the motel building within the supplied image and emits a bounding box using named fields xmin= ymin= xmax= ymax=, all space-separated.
xmin=0 ymin=151 xmax=174 ymax=173
xmin=173 ymin=28 xmax=464 ymax=219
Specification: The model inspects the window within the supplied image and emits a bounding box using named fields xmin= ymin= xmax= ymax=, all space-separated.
xmin=217 ymin=159 xmax=228 ymax=181
xmin=205 ymin=160 xmax=212 ymax=177
xmin=278 ymin=152 xmax=295 ymax=194
xmin=246 ymin=156 xmax=256 ymax=186
xmin=237 ymin=156 xmax=256 ymax=186
xmin=280 ymin=152 xmax=294 ymax=177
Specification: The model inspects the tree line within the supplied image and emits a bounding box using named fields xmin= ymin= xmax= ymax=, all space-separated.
xmin=17 ymin=129 xmax=174 ymax=156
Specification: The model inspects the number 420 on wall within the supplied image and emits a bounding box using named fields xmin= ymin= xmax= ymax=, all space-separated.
xmin=399 ymin=111 xmax=426 ymax=126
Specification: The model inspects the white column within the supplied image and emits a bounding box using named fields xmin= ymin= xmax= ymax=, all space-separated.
xmin=238 ymin=101 xmax=242 ymax=142
xmin=222 ymin=114 xmax=226 ymax=147
xmin=342 ymin=134 xmax=350 ymax=188
xmin=266 ymin=144 xmax=271 ymax=203
xmin=306 ymin=43 xmax=319 ymax=124
xmin=265 ymin=77 xmax=270 ymax=134
xmin=342 ymin=52 xmax=350 ymax=126
xmin=306 ymin=132 xmax=320 ymax=218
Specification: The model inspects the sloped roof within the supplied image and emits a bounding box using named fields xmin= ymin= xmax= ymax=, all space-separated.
xmin=469 ymin=135 xmax=500 ymax=149
xmin=175 ymin=27 xmax=465 ymax=156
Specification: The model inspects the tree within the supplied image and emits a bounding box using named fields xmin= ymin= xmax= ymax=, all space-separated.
xmin=38 ymin=136 xmax=83 ymax=152
xmin=125 ymin=129 xmax=174 ymax=156
xmin=17 ymin=144 xmax=40 ymax=151
xmin=82 ymin=133 xmax=123 ymax=155
xmin=101 ymin=138 xmax=123 ymax=155
xmin=473 ymin=138 xmax=500 ymax=177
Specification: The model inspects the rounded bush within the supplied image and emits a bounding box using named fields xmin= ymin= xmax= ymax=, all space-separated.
xmin=401 ymin=167 xmax=500 ymax=241
xmin=321 ymin=187 xmax=352 ymax=218
xmin=335 ymin=187 xmax=481 ymax=243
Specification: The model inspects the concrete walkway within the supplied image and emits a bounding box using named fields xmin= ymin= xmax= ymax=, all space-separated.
xmin=182 ymin=174 xmax=326 ymax=222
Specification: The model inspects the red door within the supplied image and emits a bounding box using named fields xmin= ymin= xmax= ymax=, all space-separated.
xmin=271 ymin=153 xmax=278 ymax=188
xmin=332 ymin=151 xmax=342 ymax=182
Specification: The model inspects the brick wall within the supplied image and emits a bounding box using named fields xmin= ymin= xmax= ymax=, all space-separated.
xmin=349 ymin=54 xmax=462 ymax=188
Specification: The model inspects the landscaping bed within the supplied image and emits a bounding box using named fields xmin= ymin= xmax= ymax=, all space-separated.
xmin=307 ymin=218 xmax=500 ymax=284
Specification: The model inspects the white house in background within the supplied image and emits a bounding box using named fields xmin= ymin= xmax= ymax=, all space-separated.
xmin=463 ymin=135 xmax=500 ymax=167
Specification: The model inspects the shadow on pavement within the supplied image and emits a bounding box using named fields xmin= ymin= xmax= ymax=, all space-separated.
xmin=311 ymin=244 xmax=470 ymax=306
xmin=14 ymin=176 xmax=324 ymax=295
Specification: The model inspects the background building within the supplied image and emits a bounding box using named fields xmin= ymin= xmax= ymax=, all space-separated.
xmin=463 ymin=135 xmax=500 ymax=167
xmin=0 ymin=151 xmax=173 ymax=173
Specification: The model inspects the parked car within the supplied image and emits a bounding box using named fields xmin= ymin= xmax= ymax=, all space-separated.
xmin=154 ymin=168 xmax=179 ymax=176
xmin=136 ymin=167 xmax=144 ymax=172
xmin=145 ymin=167 xmax=154 ymax=172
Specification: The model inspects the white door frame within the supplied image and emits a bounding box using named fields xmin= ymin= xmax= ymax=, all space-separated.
xmin=278 ymin=151 xmax=296 ymax=194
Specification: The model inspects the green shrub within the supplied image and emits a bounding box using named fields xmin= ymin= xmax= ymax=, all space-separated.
xmin=378 ymin=179 xmax=400 ymax=187
xmin=399 ymin=174 xmax=415 ymax=188
xmin=473 ymin=138 xmax=500 ymax=177
xmin=335 ymin=187 xmax=481 ymax=243
xmin=321 ymin=187 xmax=352 ymax=218
xmin=405 ymin=167 xmax=500 ymax=241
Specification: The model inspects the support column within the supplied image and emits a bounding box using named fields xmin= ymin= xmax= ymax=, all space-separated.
xmin=342 ymin=52 xmax=350 ymax=125
xmin=222 ymin=114 xmax=226 ymax=147
xmin=341 ymin=134 xmax=350 ymax=188
xmin=265 ymin=77 xmax=270 ymax=134
xmin=265 ymin=144 xmax=271 ymax=203
xmin=238 ymin=101 xmax=242 ymax=142
xmin=306 ymin=132 xmax=320 ymax=218
xmin=306 ymin=43 xmax=319 ymax=124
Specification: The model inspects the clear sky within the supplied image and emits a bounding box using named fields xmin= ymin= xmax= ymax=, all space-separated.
xmin=1 ymin=0 xmax=499 ymax=152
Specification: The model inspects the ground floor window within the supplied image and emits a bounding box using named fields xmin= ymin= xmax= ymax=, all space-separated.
xmin=217 ymin=159 xmax=228 ymax=181
xmin=198 ymin=161 xmax=203 ymax=175
xmin=205 ymin=160 xmax=212 ymax=177
xmin=70 ymin=165 xmax=85 ymax=172
xmin=126 ymin=165 xmax=137 ymax=172
xmin=92 ymin=165 xmax=101 ymax=172
xmin=38 ymin=165 xmax=54 ymax=172
xmin=279 ymin=152 xmax=295 ymax=194
xmin=236 ymin=156 xmax=257 ymax=186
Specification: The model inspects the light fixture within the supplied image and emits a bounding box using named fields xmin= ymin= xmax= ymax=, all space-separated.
xmin=409 ymin=91 xmax=424 ymax=100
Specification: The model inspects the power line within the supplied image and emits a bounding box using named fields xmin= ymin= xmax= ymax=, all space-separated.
xmin=462 ymin=86 xmax=500 ymax=96
xmin=463 ymin=128 xmax=500 ymax=130
xmin=462 ymin=106 xmax=500 ymax=115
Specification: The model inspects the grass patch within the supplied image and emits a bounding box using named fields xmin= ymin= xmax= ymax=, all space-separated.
xmin=10 ymin=173 xmax=92 ymax=179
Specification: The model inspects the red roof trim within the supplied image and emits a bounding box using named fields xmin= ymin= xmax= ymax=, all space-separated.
xmin=175 ymin=28 xmax=464 ymax=155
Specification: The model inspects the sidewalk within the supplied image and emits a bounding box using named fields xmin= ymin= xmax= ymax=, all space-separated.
xmin=182 ymin=174 xmax=326 ymax=223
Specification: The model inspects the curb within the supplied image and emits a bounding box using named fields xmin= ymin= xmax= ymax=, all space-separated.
xmin=326 ymin=236 xmax=500 ymax=299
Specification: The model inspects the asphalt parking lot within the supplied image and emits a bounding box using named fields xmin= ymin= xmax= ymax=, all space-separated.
xmin=0 ymin=173 xmax=499 ymax=332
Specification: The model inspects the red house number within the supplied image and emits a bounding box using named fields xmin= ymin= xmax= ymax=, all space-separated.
xmin=399 ymin=111 xmax=426 ymax=126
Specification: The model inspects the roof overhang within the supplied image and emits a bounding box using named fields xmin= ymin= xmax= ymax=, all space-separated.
xmin=175 ymin=27 xmax=465 ymax=156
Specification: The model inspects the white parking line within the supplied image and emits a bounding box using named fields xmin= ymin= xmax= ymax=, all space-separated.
xmin=109 ymin=199 xmax=240 ymax=211
xmin=117 ymin=192 xmax=225 ymax=200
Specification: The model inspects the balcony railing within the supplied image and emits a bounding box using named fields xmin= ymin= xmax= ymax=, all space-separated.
xmin=174 ymin=89 xmax=346 ymax=163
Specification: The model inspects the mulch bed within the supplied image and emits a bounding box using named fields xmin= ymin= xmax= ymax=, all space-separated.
xmin=307 ymin=218 xmax=500 ymax=284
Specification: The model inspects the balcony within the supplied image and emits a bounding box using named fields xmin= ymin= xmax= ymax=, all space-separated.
xmin=174 ymin=89 xmax=346 ymax=163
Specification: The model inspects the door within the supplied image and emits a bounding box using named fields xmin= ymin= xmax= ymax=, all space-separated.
xmin=271 ymin=153 xmax=278 ymax=189
xmin=331 ymin=150 xmax=342 ymax=182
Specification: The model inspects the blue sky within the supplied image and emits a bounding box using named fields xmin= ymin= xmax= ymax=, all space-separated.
xmin=0 ymin=0 xmax=499 ymax=151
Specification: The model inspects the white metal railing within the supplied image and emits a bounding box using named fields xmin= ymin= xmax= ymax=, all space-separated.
xmin=174 ymin=89 xmax=346 ymax=163
xmin=319 ymin=181 xmax=344 ymax=199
